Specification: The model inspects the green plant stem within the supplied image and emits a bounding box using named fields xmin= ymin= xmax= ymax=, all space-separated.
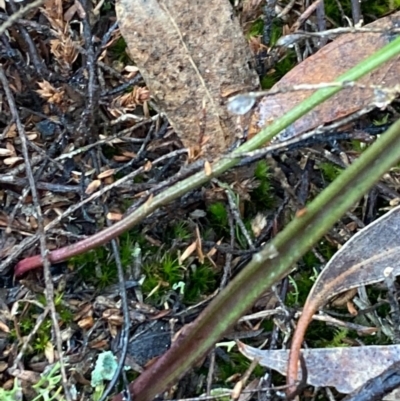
xmin=115 ymin=115 xmax=400 ymax=401
xmin=108 ymin=39 xmax=400 ymax=401
xmin=14 ymin=35 xmax=400 ymax=275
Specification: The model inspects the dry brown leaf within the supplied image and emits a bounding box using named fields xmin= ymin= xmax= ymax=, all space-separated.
xmin=116 ymin=0 xmax=260 ymax=158
xmin=239 ymin=341 xmax=400 ymax=396
xmin=249 ymin=11 xmax=400 ymax=142
xmin=106 ymin=212 xmax=122 ymax=221
xmin=250 ymin=213 xmax=267 ymax=237
xmin=3 ymin=156 xmax=23 ymax=166
xmin=85 ymin=179 xmax=101 ymax=195
xmin=204 ymin=160 xmax=212 ymax=176
xmin=36 ymin=80 xmax=65 ymax=105
xmin=179 ymin=240 xmax=197 ymax=264
xmin=77 ymin=316 xmax=94 ymax=330
xmin=108 ymin=86 xmax=150 ymax=117
xmin=50 ymin=36 xmax=80 ymax=74
xmin=0 ymin=148 xmax=13 ymax=157
xmin=97 ymin=169 xmax=115 ymax=179
xmin=44 ymin=341 xmax=55 ymax=364
xmin=41 ymin=0 xmax=65 ymax=32
xmin=0 ymin=320 xmax=9 ymax=333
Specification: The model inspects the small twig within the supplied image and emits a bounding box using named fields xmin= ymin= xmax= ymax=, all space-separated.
xmin=291 ymin=0 xmax=322 ymax=31
xmin=350 ymin=0 xmax=363 ymax=26
xmin=101 ymin=74 xmax=143 ymax=97
xmin=315 ymin=0 xmax=327 ymax=47
xmin=0 ymin=0 xmax=45 ymax=36
xmin=7 ymin=0 xmax=48 ymax=76
xmin=276 ymin=0 xmax=296 ymax=19
xmin=0 ymin=176 xmax=82 ymax=193
xmin=277 ymin=26 xmax=400 ymax=47
xmin=206 ymin=350 xmax=216 ymax=396
xmin=0 ymin=65 xmax=71 ymax=401
xmin=97 ymin=19 xmax=119 ymax=58
xmin=98 ymin=220 xmax=131 ymax=401
xmin=10 ymin=307 xmax=49 ymax=371
xmin=55 ymin=116 xmax=158 ymax=160
xmin=223 ymin=182 xmax=255 ymax=249
xmin=77 ymin=0 xmax=99 ymax=144
xmin=220 ymin=206 xmax=234 ymax=289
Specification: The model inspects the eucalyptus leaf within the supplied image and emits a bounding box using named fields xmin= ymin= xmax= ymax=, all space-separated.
xmin=310 ymin=204 xmax=400 ymax=308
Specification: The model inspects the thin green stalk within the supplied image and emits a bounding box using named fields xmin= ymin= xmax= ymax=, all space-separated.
xmin=119 ymin=114 xmax=400 ymax=401
xmin=14 ymin=35 xmax=400 ymax=275
xmin=109 ymin=38 xmax=400 ymax=401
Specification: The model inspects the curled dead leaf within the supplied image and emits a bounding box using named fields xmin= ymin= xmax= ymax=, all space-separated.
xmin=249 ymin=12 xmax=400 ymax=142
xmin=288 ymin=204 xmax=400 ymax=392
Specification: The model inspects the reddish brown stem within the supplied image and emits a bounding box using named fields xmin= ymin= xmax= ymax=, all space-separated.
xmin=14 ymin=206 xmax=146 ymax=276
xmin=286 ymin=302 xmax=316 ymax=394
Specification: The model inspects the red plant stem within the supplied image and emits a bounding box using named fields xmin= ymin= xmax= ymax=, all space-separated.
xmin=14 ymin=159 xmax=232 ymax=276
xmin=14 ymin=213 xmax=136 ymax=276
xmin=286 ymin=302 xmax=316 ymax=394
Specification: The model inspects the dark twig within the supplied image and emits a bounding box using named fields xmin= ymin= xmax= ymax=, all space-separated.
xmin=101 ymin=74 xmax=143 ymax=97
xmin=342 ymin=361 xmax=400 ymax=401
xmin=223 ymin=182 xmax=255 ymax=250
xmin=351 ymin=0 xmax=363 ymax=25
xmin=97 ymin=19 xmax=119 ymax=58
xmin=0 ymin=177 xmax=81 ymax=193
xmin=316 ymin=0 xmax=327 ymax=47
xmin=0 ymin=65 xmax=71 ymax=401
xmin=0 ymin=0 xmax=45 ymax=36
xmin=77 ymin=0 xmax=99 ymax=144
xmin=7 ymin=0 xmax=48 ymax=77
xmin=97 ymin=189 xmax=131 ymax=401
xmin=220 ymin=205 xmax=235 ymax=289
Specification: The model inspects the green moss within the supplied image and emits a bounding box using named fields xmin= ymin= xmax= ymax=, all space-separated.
xmin=184 ymin=263 xmax=216 ymax=303
xmin=247 ymin=19 xmax=264 ymax=37
xmin=319 ymin=162 xmax=342 ymax=182
xmin=12 ymin=311 xmax=53 ymax=356
xmin=314 ymin=328 xmax=350 ymax=348
xmin=101 ymin=0 xmax=113 ymax=11
xmin=260 ymin=51 xmax=297 ymax=89
xmin=324 ymin=0 xmax=352 ymax=24
xmin=268 ymin=19 xmax=285 ymax=47
xmin=142 ymin=250 xmax=217 ymax=305
xmin=142 ymin=253 xmax=183 ymax=302
xmin=101 ymin=145 xmax=118 ymax=159
xmin=216 ymin=351 xmax=263 ymax=382
xmin=373 ymin=114 xmax=390 ymax=126
xmin=302 ymin=250 xmax=319 ymax=269
xmin=72 ymin=230 xmax=148 ymax=289
xmin=350 ymin=139 xmax=366 ymax=153
xmin=288 ymin=240 xmax=336 ymax=306
xmin=286 ymin=270 xmax=315 ymax=306
xmin=207 ymin=202 xmax=229 ymax=236
xmin=109 ymin=37 xmax=130 ymax=64
xmin=324 ymin=0 xmax=399 ymax=25
xmin=361 ymin=0 xmax=400 ymax=18
xmin=170 ymin=221 xmax=192 ymax=242
xmin=250 ymin=160 xmax=274 ymax=209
